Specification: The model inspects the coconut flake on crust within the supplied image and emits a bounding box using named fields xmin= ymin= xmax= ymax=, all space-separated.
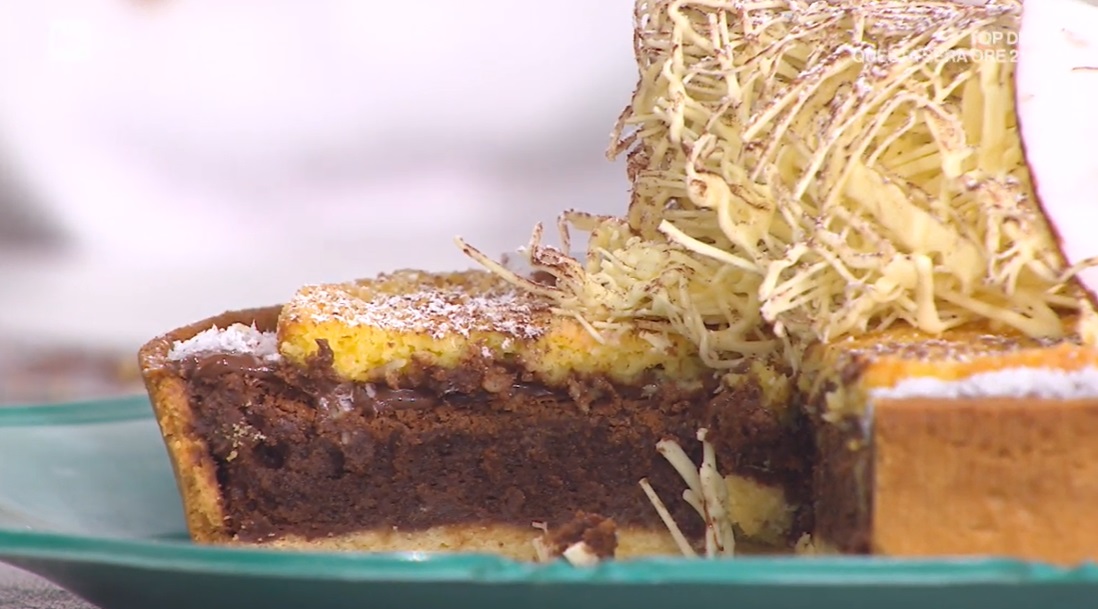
xmin=871 ymin=366 xmax=1098 ymax=401
xmin=168 ymin=324 xmax=280 ymax=361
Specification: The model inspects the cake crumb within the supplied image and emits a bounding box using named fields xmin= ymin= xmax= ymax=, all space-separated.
xmin=533 ymin=512 xmax=618 ymax=564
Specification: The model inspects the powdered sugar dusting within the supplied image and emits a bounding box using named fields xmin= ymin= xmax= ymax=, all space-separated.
xmin=294 ymin=275 xmax=550 ymax=341
xmin=168 ymin=323 xmax=280 ymax=361
xmin=871 ymin=367 xmax=1098 ymax=401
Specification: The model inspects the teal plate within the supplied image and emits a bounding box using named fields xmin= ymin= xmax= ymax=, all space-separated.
xmin=2 ymin=397 xmax=1098 ymax=609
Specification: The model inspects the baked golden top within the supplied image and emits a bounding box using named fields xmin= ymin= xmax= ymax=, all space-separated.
xmin=801 ymin=318 xmax=1098 ymax=418
xmin=277 ymin=270 xmax=707 ymax=385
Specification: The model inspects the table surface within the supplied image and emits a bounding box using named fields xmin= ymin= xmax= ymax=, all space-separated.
xmin=0 ymin=566 xmax=90 ymax=609
xmin=0 ymin=343 xmax=141 ymax=609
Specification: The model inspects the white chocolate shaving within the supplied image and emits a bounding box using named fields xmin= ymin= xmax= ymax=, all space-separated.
xmin=639 ymin=477 xmax=698 ymax=557
xmin=462 ymin=0 xmax=1093 ymax=368
xmin=531 ymin=521 xmax=552 ymax=563
xmin=641 ymin=428 xmax=736 ymax=559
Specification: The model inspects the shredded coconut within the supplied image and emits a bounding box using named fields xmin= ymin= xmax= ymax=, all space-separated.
xmin=871 ymin=367 xmax=1098 ymax=400
xmin=317 ymin=384 xmax=356 ymax=422
xmin=168 ymin=323 xmax=280 ymax=361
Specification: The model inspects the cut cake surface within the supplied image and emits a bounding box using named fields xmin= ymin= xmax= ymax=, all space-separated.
xmin=140 ymin=270 xmax=1098 ymax=565
xmin=139 ymin=270 xmax=802 ymax=560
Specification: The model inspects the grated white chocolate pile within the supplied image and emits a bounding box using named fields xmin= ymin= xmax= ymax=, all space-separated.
xmin=464 ymin=0 xmax=1093 ymax=369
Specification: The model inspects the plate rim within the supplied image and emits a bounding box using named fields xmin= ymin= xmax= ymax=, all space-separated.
xmin=3 ymin=396 xmax=1098 ymax=586
xmin=0 ymin=394 xmax=150 ymax=426
xmin=2 ymin=527 xmax=1095 ymax=586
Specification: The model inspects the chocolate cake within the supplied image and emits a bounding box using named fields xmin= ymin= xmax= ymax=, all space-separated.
xmin=140 ymin=270 xmax=1098 ymax=564
xmin=139 ymin=271 xmax=802 ymax=560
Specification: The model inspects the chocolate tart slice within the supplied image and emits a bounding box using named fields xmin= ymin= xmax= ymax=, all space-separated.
xmin=138 ymin=271 xmax=804 ymax=560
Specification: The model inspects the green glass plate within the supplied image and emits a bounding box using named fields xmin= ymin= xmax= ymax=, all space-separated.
xmin=2 ymin=397 xmax=1098 ymax=609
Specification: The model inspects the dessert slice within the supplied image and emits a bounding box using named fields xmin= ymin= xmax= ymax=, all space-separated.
xmin=802 ymin=322 xmax=1098 ymax=565
xmin=139 ymin=270 xmax=805 ymax=559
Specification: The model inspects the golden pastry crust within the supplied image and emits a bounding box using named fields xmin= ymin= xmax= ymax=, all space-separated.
xmin=804 ymin=316 xmax=1098 ymax=564
xmin=873 ymin=397 xmax=1098 ymax=565
xmin=138 ymin=306 xmax=281 ymax=544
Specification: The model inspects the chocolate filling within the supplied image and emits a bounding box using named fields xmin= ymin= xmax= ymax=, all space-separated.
xmin=811 ymin=416 xmax=872 ymax=553
xmin=173 ymin=341 xmax=811 ymax=544
xmin=805 ymin=365 xmax=873 ymax=554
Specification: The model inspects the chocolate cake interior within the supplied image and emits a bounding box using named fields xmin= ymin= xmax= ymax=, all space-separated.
xmin=148 ymin=307 xmax=812 ymax=548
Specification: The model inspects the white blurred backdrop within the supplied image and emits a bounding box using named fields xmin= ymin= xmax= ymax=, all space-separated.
xmin=0 ymin=0 xmax=638 ymax=349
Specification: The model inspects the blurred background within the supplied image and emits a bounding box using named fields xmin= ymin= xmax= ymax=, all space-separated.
xmin=0 ymin=0 xmax=638 ymax=402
